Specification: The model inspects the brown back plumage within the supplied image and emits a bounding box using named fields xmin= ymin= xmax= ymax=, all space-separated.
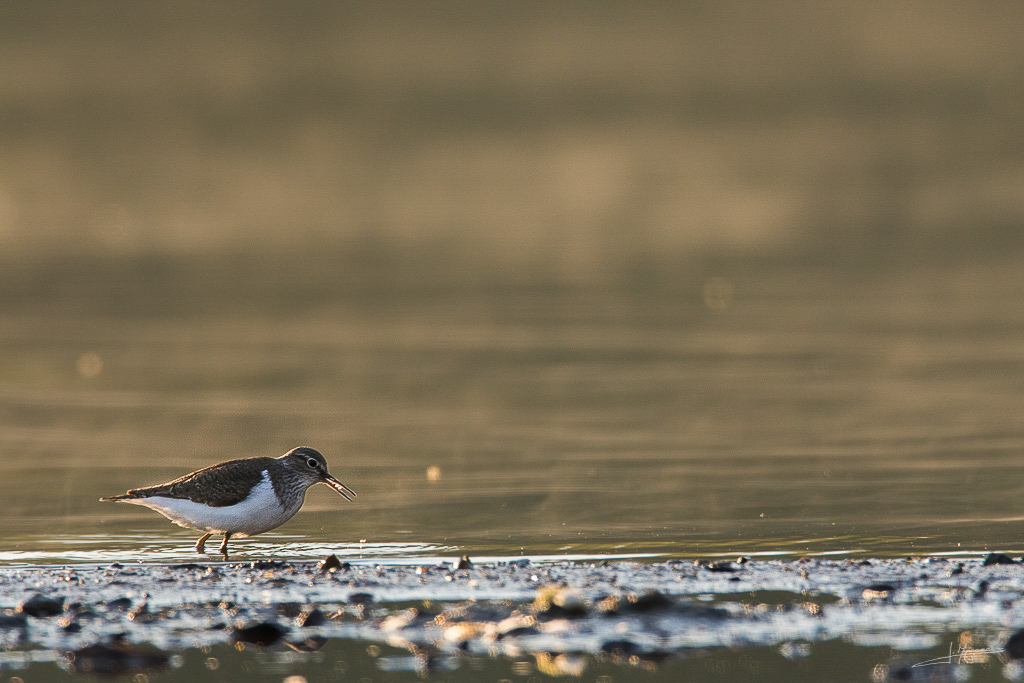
xmin=100 ymin=457 xmax=275 ymax=507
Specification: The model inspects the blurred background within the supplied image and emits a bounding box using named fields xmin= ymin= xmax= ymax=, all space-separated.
xmin=2 ymin=1 xmax=1024 ymax=563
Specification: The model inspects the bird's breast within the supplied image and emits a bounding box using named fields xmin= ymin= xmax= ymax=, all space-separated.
xmin=126 ymin=470 xmax=301 ymax=536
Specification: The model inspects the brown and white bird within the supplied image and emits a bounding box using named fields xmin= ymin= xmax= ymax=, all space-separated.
xmin=100 ymin=446 xmax=355 ymax=557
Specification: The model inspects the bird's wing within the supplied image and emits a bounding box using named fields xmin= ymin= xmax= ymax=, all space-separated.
xmin=122 ymin=458 xmax=274 ymax=507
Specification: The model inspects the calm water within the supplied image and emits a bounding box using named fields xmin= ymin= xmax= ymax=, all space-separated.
xmin=4 ymin=5 xmax=1024 ymax=679
xmin=3 ymin=257 xmax=1024 ymax=565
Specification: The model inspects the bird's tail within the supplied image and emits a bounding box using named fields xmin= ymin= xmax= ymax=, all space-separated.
xmin=99 ymin=493 xmax=135 ymax=502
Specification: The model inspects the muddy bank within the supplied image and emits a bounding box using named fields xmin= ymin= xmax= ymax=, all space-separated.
xmin=2 ymin=556 xmax=1023 ymax=679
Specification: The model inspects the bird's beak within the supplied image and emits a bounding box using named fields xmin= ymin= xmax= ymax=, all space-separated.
xmin=321 ymin=473 xmax=356 ymax=501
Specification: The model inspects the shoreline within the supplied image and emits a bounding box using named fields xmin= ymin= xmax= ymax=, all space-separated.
xmin=2 ymin=555 xmax=1023 ymax=677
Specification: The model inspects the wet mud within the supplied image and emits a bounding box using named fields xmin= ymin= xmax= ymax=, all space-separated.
xmin=2 ymin=555 xmax=1024 ymax=679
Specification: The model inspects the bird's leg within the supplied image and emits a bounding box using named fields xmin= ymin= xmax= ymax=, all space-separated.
xmin=219 ymin=533 xmax=232 ymax=558
xmin=196 ymin=533 xmax=212 ymax=554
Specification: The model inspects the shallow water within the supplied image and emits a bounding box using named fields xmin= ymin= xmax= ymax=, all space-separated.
xmin=3 ymin=258 xmax=1024 ymax=565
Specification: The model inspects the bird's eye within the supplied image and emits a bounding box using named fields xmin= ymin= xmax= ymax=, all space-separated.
xmin=306 ymin=458 xmax=319 ymax=469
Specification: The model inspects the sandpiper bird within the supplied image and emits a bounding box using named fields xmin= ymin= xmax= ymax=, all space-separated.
xmin=100 ymin=447 xmax=355 ymax=557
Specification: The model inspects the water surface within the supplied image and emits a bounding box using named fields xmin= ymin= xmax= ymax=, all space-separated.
xmin=3 ymin=258 xmax=1024 ymax=565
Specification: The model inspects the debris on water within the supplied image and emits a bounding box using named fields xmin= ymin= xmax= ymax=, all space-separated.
xmin=18 ymin=593 xmax=64 ymax=617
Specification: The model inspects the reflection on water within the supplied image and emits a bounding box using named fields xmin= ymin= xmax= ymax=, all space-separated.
xmin=2 ymin=1 xmax=1024 ymax=568
xmin=3 ymin=259 xmax=1024 ymax=563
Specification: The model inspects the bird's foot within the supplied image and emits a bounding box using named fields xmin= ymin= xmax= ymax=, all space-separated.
xmin=219 ymin=533 xmax=232 ymax=559
xmin=195 ymin=532 xmax=212 ymax=554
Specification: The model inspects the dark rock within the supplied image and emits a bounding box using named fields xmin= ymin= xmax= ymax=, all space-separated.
xmin=865 ymin=583 xmax=896 ymax=592
xmin=230 ymin=622 xmax=288 ymax=646
xmin=0 ymin=613 xmax=28 ymax=629
xmin=318 ymin=555 xmax=344 ymax=572
xmin=348 ymin=593 xmax=374 ymax=605
xmin=107 ymin=597 xmax=132 ymax=611
xmin=1006 ymin=629 xmax=1024 ymax=659
xmin=601 ymin=639 xmax=642 ymax=656
xmin=60 ymin=641 xmax=169 ymax=676
xmin=983 ymin=553 xmax=1016 ymax=566
xmin=250 ymin=560 xmax=286 ymax=570
xmin=696 ymin=560 xmax=737 ymax=573
xmin=18 ymin=594 xmax=65 ymax=617
xmin=276 ymin=602 xmax=303 ymax=618
xmin=624 ymin=590 xmax=672 ymax=612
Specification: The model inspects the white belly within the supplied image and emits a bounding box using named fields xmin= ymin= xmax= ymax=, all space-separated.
xmin=122 ymin=471 xmax=303 ymax=536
